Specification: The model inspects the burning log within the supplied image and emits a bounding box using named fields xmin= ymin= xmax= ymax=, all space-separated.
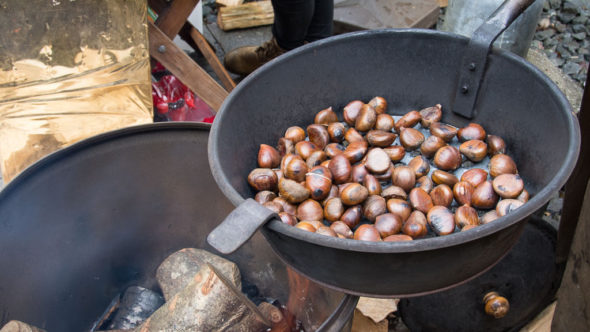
xmin=0 ymin=321 xmax=45 ymax=332
xmin=133 ymin=263 xmax=270 ymax=331
xmin=156 ymin=248 xmax=241 ymax=300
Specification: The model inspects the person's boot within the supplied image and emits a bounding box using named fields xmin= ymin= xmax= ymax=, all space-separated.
xmin=223 ymin=38 xmax=286 ymax=76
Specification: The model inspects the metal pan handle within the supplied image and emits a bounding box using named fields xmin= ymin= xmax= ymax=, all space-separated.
xmin=207 ymin=198 xmax=278 ymax=254
xmin=452 ymin=0 xmax=536 ymax=119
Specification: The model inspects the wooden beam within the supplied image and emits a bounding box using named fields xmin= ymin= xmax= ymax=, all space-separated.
xmin=149 ymin=22 xmax=228 ymax=111
xmin=217 ymin=1 xmax=274 ymax=31
xmin=189 ymin=27 xmax=236 ymax=91
xmin=155 ymin=0 xmax=200 ymax=38
xmin=216 ymin=0 xmax=244 ymax=7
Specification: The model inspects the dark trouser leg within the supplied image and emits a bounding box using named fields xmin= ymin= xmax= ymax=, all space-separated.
xmin=271 ymin=0 xmax=333 ymax=50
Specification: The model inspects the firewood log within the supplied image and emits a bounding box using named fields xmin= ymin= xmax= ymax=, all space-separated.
xmin=0 ymin=321 xmax=45 ymax=332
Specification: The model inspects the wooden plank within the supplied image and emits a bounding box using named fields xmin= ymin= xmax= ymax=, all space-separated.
xmin=334 ymin=0 xmax=439 ymax=30
xmin=154 ymin=0 xmax=200 ymax=38
xmin=437 ymin=0 xmax=448 ymax=8
xmin=189 ymin=27 xmax=236 ymax=91
xmin=217 ymin=1 xmax=274 ymax=31
xmin=216 ymin=0 xmax=244 ymax=7
xmin=149 ymin=22 xmax=228 ymax=111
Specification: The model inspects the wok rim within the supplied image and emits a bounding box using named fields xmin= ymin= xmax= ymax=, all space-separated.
xmin=208 ymin=28 xmax=581 ymax=254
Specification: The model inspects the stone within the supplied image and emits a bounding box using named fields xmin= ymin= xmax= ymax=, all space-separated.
xmin=564 ymin=0 xmax=585 ymax=14
xmin=538 ymin=17 xmax=551 ymax=30
xmin=558 ymin=11 xmax=577 ymax=24
xmin=562 ymin=61 xmax=582 ymax=76
xmin=530 ymin=40 xmax=544 ymax=50
xmin=550 ymin=56 xmax=566 ymax=67
xmin=572 ymin=15 xmax=588 ymax=25
xmin=535 ymin=28 xmax=556 ymax=41
xmin=557 ymin=44 xmax=572 ymax=58
xmin=549 ymin=0 xmax=562 ymax=10
xmin=555 ymin=22 xmax=568 ymax=33
xmin=573 ymin=32 xmax=587 ymax=40
xmin=572 ymin=24 xmax=587 ymax=33
xmin=565 ymin=40 xmax=581 ymax=53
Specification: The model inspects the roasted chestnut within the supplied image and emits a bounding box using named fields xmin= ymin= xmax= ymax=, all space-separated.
xmin=295 ymin=141 xmax=318 ymax=160
xmin=457 ymin=123 xmax=486 ymax=142
xmin=343 ymin=140 xmax=369 ymax=163
xmin=368 ymin=96 xmax=387 ymax=114
xmin=429 ymin=184 xmax=453 ymax=208
xmin=402 ymin=210 xmax=428 ymax=238
xmin=278 ymin=177 xmax=310 ymax=204
xmin=409 ymin=187 xmax=434 ymax=214
xmin=384 ymin=234 xmax=413 ymax=242
xmin=427 ymin=206 xmax=455 ymax=236
xmin=255 ymin=190 xmax=277 ymax=204
xmin=392 ymin=165 xmax=416 ymax=193
xmin=306 ymin=150 xmax=327 ymax=168
xmin=374 ymin=213 xmax=403 ymax=238
xmin=489 ymin=154 xmax=518 ymax=178
xmin=295 ymin=221 xmax=317 ymax=232
xmin=343 ymin=100 xmax=363 ymax=126
xmin=516 ymin=189 xmax=530 ymax=203
xmin=434 ymin=145 xmax=462 ymax=171
xmin=431 ymin=170 xmax=459 ymax=187
xmin=314 ymin=106 xmax=338 ymax=125
xmin=353 ymin=224 xmax=382 ymax=241
xmin=375 ymin=113 xmax=395 ymax=131
xmin=248 ymin=168 xmax=278 ymax=192
xmin=455 ymin=205 xmax=479 ymax=228
xmin=324 ymin=197 xmax=344 ymax=222
xmin=327 ymin=122 xmax=346 ymax=143
xmin=381 ymin=185 xmax=408 ymax=200
xmin=363 ymin=195 xmax=387 ymax=221
xmin=420 ymin=135 xmax=446 ymax=158
xmin=408 ymin=155 xmax=430 ymax=178
xmin=273 ymin=196 xmax=297 ymax=215
xmin=322 ymin=185 xmax=340 ymax=206
xmin=258 ymin=144 xmax=281 ymax=168
xmin=387 ymin=198 xmax=412 ymax=222
xmin=366 ymin=130 xmax=397 ymax=147
xmin=305 ymin=166 xmax=333 ymax=200
xmin=340 ymin=183 xmax=369 ymax=206
xmin=374 ymin=163 xmax=394 ymax=182
xmin=344 ymin=127 xmax=365 ymax=143
xmin=453 ymin=181 xmax=474 ymax=206
xmin=364 ymin=174 xmax=382 ymax=196
xmin=307 ymin=124 xmax=330 ymax=149
xmin=419 ymin=104 xmax=442 ymax=128
xmin=384 ymin=145 xmax=406 ymax=163
xmin=340 ymin=205 xmax=362 ymax=229
xmin=330 ymin=221 xmax=353 ymax=238
xmin=492 ymin=173 xmax=524 ymax=199
xmin=459 ymin=139 xmax=488 ymax=162
xmin=284 ymin=157 xmax=308 ymax=182
xmin=365 ymin=148 xmax=391 ymax=174
xmin=278 ymin=212 xmax=298 ymax=226
xmin=351 ymin=163 xmax=369 ymax=183
xmin=496 ymin=199 xmax=524 ymax=217
xmin=416 ymin=176 xmax=434 ymax=194
xmin=480 ymin=210 xmax=500 ymax=224
xmin=487 ymin=134 xmax=507 ymax=156
xmin=284 ymin=126 xmax=306 ymax=143
xmin=460 ymin=168 xmax=489 ymax=187
xmin=324 ymin=142 xmax=345 ymax=158
xmin=399 ymin=127 xmax=425 ymax=151
xmin=395 ymin=110 xmax=421 ymax=132
xmin=430 ymin=122 xmax=457 ymax=142
xmin=263 ymin=201 xmax=283 ymax=214
xmin=328 ymin=154 xmax=352 ymax=184
xmin=277 ymin=138 xmax=294 ymax=156
xmin=315 ymin=226 xmax=337 ymax=237
xmin=355 ymin=104 xmax=377 ymax=132
xmin=471 ymin=180 xmax=499 ymax=209
xmin=297 ymin=199 xmax=324 ymax=221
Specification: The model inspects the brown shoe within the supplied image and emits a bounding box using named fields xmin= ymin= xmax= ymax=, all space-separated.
xmin=223 ymin=38 xmax=286 ymax=76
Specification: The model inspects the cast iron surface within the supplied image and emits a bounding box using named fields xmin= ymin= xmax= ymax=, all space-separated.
xmin=0 ymin=122 xmax=357 ymax=331
xmin=399 ymin=217 xmax=558 ymax=331
xmin=208 ymin=28 xmax=580 ymax=296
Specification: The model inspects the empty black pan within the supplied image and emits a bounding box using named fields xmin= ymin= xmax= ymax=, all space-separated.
xmin=207 ymin=0 xmax=580 ymax=297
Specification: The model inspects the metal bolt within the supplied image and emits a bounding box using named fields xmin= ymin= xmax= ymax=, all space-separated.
xmin=461 ymin=85 xmax=469 ymax=94
xmin=468 ymin=62 xmax=476 ymax=71
xmin=158 ymin=45 xmax=166 ymax=53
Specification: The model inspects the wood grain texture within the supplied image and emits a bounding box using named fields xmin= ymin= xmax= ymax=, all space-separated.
xmin=217 ymin=1 xmax=274 ymax=31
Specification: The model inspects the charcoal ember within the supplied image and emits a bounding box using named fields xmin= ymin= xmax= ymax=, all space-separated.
xmin=156 ymin=248 xmax=241 ymax=300
xmin=133 ymin=264 xmax=270 ymax=332
xmin=0 ymin=321 xmax=45 ymax=332
xmin=107 ymin=286 xmax=164 ymax=330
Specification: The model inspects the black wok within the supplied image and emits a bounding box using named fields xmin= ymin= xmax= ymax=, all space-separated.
xmin=207 ymin=0 xmax=580 ymax=297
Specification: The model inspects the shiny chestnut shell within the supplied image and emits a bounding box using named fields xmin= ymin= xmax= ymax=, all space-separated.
xmin=297 ymin=199 xmax=324 ymax=221
xmin=487 ymin=134 xmax=507 ymax=156
xmin=305 ymin=166 xmax=333 ymax=201
xmin=392 ymin=166 xmax=416 ymax=193
xmin=340 ymin=205 xmax=362 ymax=229
xmin=263 ymin=201 xmax=283 ymax=214
xmin=471 ymin=180 xmax=499 ymax=210
xmin=248 ymin=168 xmax=278 ymax=192
xmin=455 ymin=205 xmax=479 ymax=228
xmin=368 ymin=96 xmax=387 ymax=114
xmin=387 ymin=198 xmax=412 ymax=222
xmin=328 ymin=154 xmax=352 ymax=184
xmin=327 ymin=122 xmax=346 ymax=143
xmin=434 ymin=145 xmax=462 ymax=171
xmin=381 ymin=185 xmax=407 ymax=200
xmin=343 ymin=141 xmax=368 ymax=163
xmin=375 ymin=213 xmax=403 ymax=238
xmin=459 ymin=139 xmax=488 ymax=162
xmin=330 ymin=221 xmax=353 ymax=238
xmin=307 ymin=124 xmax=330 ymax=149
xmin=354 ymin=224 xmax=382 ymax=242
xmin=278 ymin=177 xmax=310 ymax=204
xmin=295 ymin=221 xmax=317 ymax=232
xmin=324 ymin=197 xmax=344 ymax=222
xmin=258 ymin=144 xmax=281 ymax=168
xmin=489 ymin=154 xmax=518 ymax=178
xmin=306 ymin=150 xmax=327 ymax=168
xmin=255 ymin=190 xmax=277 ymax=204
xmin=409 ymin=187 xmax=434 ymax=214
xmin=363 ymin=195 xmax=387 ymax=221
xmin=453 ymin=181 xmax=475 ymax=206
xmin=315 ymin=226 xmax=337 ymax=237
xmin=431 ymin=170 xmax=459 ymax=187
xmin=408 ymin=155 xmax=430 ymax=178
xmin=420 ymin=135 xmax=446 ymax=158
xmin=402 ymin=210 xmax=428 ymax=238
xmin=344 ymin=127 xmax=365 ymax=143
xmin=395 ymin=110 xmax=421 ymax=132
xmin=461 ymin=168 xmax=489 ymax=187
xmin=492 ymin=173 xmax=524 ymax=199
xmin=295 ymin=141 xmax=318 ymax=160
xmin=399 ymin=127 xmax=425 ymax=151
xmin=284 ymin=126 xmax=306 ymax=143
xmin=273 ymin=196 xmax=297 ymax=215
xmin=430 ymin=122 xmax=457 ymax=142
xmin=364 ymin=174 xmax=382 ymax=196
xmin=457 ymin=123 xmax=486 ymax=142
xmin=343 ymin=100 xmax=364 ymax=126
xmin=366 ymin=130 xmax=397 ymax=147
xmin=375 ymin=114 xmax=395 ymax=131
xmin=429 ymin=184 xmax=453 ymax=208
xmin=277 ymin=138 xmax=294 ymax=156
xmin=340 ymin=183 xmax=369 ymax=206
xmin=480 ymin=210 xmax=500 ymax=224
xmin=384 ymin=146 xmax=406 ymax=163
xmin=314 ymin=106 xmax=338 ymax=125
xmin=427 ymin=206 xmax=456 ymax=236
xmin=416 ymin=176 xmax=434 ymax=194
xmin=324 ymin=143 xmax=345 ymax=158
xmin=284 ymin=157 xmax=308 ymax=182
xmin=278 ymin=212 xmax=298 ymax=226
xmin=384 ymin=234 xmax=413 ymax=242
xmin=496 ymin=199 xmax=524 ymax=217
xmin=355 ymin=104 xmax=377 ymax=132
xmin=419 ymin=104 xmax=442 ymax=128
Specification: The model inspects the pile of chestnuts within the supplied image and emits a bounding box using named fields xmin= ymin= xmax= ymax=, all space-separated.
xmin=247 ymin=97 xmax=529 ymax=242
